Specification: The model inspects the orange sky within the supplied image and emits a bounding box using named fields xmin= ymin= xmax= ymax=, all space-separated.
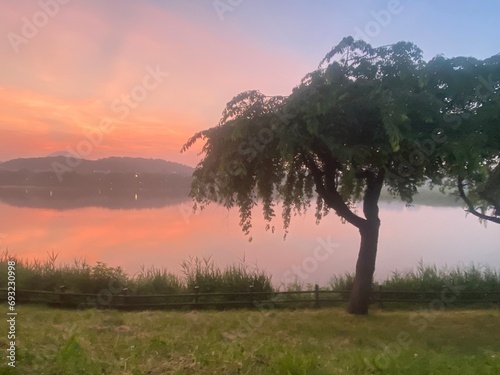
xmin=2 ymin=1 xmax=499 ymax=167
xmin=0 ymin=1 xmax=310 ymax=166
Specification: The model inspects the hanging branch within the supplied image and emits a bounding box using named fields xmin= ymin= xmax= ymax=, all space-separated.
xmin=457 ymin=177 xmax=500 ymax=224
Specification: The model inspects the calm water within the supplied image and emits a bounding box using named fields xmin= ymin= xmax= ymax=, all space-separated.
xmin=0 ymin=187 xmax=499 ymax=286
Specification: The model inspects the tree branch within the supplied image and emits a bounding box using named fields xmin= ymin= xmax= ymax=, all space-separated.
xmin=457 ymin=177 xmax=500 ymax=224
xmin=302 ymin=152 xmax=366 ymax=229
xmin=362 ymin=169 xmax=385 ymax=222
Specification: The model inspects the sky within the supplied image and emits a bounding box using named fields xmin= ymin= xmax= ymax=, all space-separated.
xmin=1 ymin=0 xmax=499 ymax=167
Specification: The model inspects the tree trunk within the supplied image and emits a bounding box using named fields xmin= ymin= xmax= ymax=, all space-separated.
xmin=347 ymin=218 xmax=380 ymax=315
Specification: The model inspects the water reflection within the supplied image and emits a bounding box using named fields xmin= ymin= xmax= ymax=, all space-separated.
xmin=0 ymin=186 xmax=190 ymax=210
xmin=0 ymin=187 xmax=498 ymax=285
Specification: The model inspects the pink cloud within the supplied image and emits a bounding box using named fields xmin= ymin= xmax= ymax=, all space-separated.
xmin=0 ymin=1 xmax=311 ymax=164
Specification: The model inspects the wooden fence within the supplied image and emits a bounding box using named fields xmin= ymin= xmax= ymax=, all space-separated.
xmin=2 ymin=285 xmax=500 ymax=310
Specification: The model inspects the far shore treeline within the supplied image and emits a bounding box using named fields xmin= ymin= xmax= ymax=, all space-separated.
xmin=0 ymin=155 xmax=194 ymax=191
xmin=0 ymin=156 xmax=463 ymax=208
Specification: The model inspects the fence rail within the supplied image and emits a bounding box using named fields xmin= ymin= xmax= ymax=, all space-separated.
xmin=2 ymin=285 xmax=500 ymax=311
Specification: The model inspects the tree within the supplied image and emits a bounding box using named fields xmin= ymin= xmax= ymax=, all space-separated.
xmin=456 ymin=164 xmax=500 ymax=224
xmin=182 ymin=37 xmax=499 ymax=314
xmin=423 ymin=54 xmax=500 ymax=224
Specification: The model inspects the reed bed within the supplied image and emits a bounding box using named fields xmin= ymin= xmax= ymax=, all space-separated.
xmin=1 ymin=251 xmax=499 ymax=302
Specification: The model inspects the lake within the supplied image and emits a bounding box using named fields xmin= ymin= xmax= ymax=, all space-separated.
xmin=0 ymin=187 xmax=499 ymax=286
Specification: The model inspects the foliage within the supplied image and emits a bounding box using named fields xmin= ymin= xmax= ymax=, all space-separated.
xmin=422 ymin=53 xmax=500 ymax=223
xmin=180 ymin=255 xmax=273 ymax=294
xmin=133 ymin=265 xmax=184 ymax=295
xmin=2 ymin=250 xmax=498 ymax=304
xmin=328 ymin=260 xmax=500 ymax=296
xmin=182 ymin=37 xmax=500 ymax=314
xmin=380 ymin=262 xmax=500 ymax=299
xmin=0 ymin=251 xmax=129 ymax=294
xmin=329 ymin=272 xmax=356 ymax=292
xmin=0 ymin=250 xmax=271 ymax=296
xmin=182 ymin=37 xmax=450 ymax=236
xmin=182 ymin=36 xmax=500 ymax=232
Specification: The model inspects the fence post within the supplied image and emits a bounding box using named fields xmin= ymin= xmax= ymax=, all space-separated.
xmin=314 ymin=284 xmax=320 ymax=308
xmin=249 ymin=285 xmax=254 ymax=308
xmin=59 ymin=285 xmax=68 ymax=306
xmin=122 ymin=288 xmax=129 ymax=309
xmin=194 ymin=286 xmax=200 ymax=309
xmin=379 ymin=285 xmax=384 ymax=308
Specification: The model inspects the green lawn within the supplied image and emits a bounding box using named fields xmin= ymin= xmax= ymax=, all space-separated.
xmin=1 ymin=305 xmax=499 ymax=374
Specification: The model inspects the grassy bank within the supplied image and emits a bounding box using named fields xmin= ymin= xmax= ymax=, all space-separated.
xmin=1 ymin=251 xmax=499 ymax=299
xmin=0 ymin=306 xmax=499 ymax=374
xmin=0 ymin=252 xmax=273 ymax=295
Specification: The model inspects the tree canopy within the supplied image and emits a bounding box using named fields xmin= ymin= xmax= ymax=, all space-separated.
xmin=182 ymin=37 xmax=500 ymax=314
xmin=185 ymin=38 xmax=445 ymax=232
xmin=423 ymin=53 xmax=500 ymax=223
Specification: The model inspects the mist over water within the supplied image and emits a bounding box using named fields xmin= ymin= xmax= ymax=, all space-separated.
xmin=0 ymin=187 xmax=498 ymax=286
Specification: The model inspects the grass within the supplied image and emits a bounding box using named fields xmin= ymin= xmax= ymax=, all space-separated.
xmin=2 ymin=249 xmax=499 ymax=299
xmin=379 ymin=261 xmax=500 ymax=293
xmin=0 ymin=251 xmax=273 ymax=296
xmin=328 ymin=260 xmax=500 ymax=298
xmin=0 ymin=305 xmax=499 ymax=374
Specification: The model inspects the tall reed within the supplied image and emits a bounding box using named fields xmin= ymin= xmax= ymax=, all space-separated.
xmin=1 ymin=251 xmax=498 ymax=301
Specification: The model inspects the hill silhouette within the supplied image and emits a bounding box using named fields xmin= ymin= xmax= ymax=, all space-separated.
xmin=0 ymin=156 xmax=194 ymax=175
